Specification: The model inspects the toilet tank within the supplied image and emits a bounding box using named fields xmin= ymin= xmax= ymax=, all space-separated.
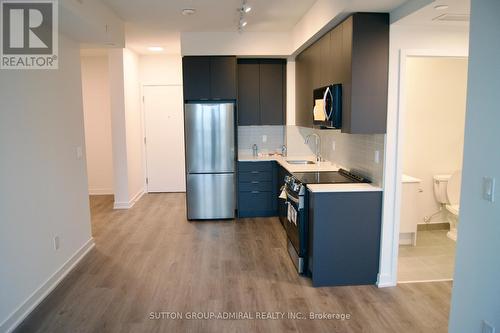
xmin=433 ymin=175 xmax=451 ymax=204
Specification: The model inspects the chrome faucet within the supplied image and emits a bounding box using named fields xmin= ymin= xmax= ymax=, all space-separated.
xmin=305 ymin=133 xmax=322 ymax=162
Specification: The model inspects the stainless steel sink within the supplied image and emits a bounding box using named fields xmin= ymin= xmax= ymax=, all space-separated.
xmin=286 ymin=160 xmax=316 ymax=165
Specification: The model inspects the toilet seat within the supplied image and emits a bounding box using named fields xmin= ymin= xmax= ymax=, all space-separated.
xmin=446 ymin=204 xmax=460 ymax=216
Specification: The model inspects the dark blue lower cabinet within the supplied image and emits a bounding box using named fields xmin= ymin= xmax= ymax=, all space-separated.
xmin=308 ymin=190 xmax=382 ymax=287
xmin=237 ymin=161 xmax=278 ymax=217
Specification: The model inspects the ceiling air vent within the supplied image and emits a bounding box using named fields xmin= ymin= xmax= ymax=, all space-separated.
xmin=433 ymin=13 xmax=470 ymax=22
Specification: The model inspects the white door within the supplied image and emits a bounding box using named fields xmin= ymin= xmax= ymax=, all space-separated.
xmin=143 ymin=85 xmax=186 ymax=192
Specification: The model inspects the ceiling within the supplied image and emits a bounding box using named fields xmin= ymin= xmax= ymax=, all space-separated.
xmin=396 ymin=0 xmax=470 ymax=27
xmin=103 ymin=0 xmax=317 ymax=32
xmin=102 ymin=0 xmax=317 ymax=54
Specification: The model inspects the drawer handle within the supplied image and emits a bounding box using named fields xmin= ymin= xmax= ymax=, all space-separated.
xmin=251 ymin=171 xmax=259 ymax=174
xmin=251 ymin=191 xmax=260 ymax=194
xmin=251 ymin=181 xmax=259 ymax=184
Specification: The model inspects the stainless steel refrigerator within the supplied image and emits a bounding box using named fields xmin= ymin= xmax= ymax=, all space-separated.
xmin=184 ymin=103 xmax=236 ymax=220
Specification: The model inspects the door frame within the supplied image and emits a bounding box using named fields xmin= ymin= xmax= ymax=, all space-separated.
xmin=141 ymin=84 xmax=185 ymax=193
xmin=381 ymin=48 xmax=469 ymax=286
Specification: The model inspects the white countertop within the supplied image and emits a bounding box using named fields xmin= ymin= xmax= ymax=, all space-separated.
xmin=238 ymin=154 xmax=340 ymax=173
xmin=307 ymin=183 xmax=383 ymax=193
xmin=238 ymin=154 xmax=383 ymax=193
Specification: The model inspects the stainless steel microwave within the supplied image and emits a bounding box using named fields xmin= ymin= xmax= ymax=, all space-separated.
xmin=312 ymin=84 xmax=342 ymax=129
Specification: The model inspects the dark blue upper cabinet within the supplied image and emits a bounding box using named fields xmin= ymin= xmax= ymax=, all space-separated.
xmin=182 ymin=57 xmax=211 ymax=100
xmin=237 ymin=59 xmax=286 ymax=126
xmin=260 ymin=61 xmax=285 ymax=125
xmin=210 ymin=57 xmax=237 ymax=100
xmin=237 ymin=61 xmax=261 ymax=125
xmin=182 ymin=56 xmax=237 ymax=101
xmin=295 ymin=13 xmax=389 ymax=134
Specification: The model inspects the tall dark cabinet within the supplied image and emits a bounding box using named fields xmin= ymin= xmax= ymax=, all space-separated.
xmin=182 ymin=56 xmax=237 ymax=101
xmin=237 ymin=59 xmax=261 ymax=125
xmin=182 ymin=57 xmax=211 ymax=100
xmin=295 ymin=13 xmax=389 ymax=134
xmin=237 ymin=59 xmax=286 ymax=126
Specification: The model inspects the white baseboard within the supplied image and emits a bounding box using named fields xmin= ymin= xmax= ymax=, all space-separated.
xmin=398 ymin=278 xmax=453 ymax=284
xmin=377 ymin=273 xmax=397 ymax=288
xmin=0 ymin=238 xmax=95 ymax=333
xmin=113 ymin=189 xmax=144 ymax=210
xmin=88 ymin=187 xmax=113 ymax=195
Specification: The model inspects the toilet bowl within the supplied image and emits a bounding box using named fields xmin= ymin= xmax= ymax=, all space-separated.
xmin=433 ymin=171 xmax=462 ymax=241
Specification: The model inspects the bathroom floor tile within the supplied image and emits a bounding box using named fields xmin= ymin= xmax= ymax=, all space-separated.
xmin=398 ymin=230 xmax=456 ymax=282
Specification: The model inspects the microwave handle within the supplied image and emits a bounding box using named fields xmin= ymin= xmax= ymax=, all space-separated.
xmin=323 ymin=86 xmax=333 ymax=121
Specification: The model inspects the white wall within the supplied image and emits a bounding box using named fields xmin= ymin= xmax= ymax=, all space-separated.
xmin=140 ymin=55 xmax=183 ymax=86
xmin=60 ymin=0 xmax=124 ymax=47
xmin=181 ymin=32 xmax=292 ymax=56
xmin=379 ymin=23 xmax=469 ymax=287
xmin=81 ymin=55 xmax=114 ymax=195
xmin=123 ymin=49 xmax=144 ymax=202
xmin=291 ymin=0 xmax=347 ymax=54
xmin=0 ymin=36 xmax=93 ymax=332
xmin=108 ymin=48 xmax=144 ymax=208
xmin=449 ymin=0 xmax=500 ymax=331
xmin=286 ymin=127 xmax=385 ymax=186
xmin=139 ymin=54 xmax=185 ymax=192
xmin=403 ymin=56 xmax=468 ymax=223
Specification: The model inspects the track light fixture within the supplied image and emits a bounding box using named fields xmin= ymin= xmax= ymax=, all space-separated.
xmin=238 ymin=0 xmax=251 ymax=32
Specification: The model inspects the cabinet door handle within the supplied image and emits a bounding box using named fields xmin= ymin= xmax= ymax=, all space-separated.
xmin=251 ymin=171 xmax=259 ymax=174
xmin=251 ymin=191 xmax=260 ymax=194
xmin=251 ymin=181 xmax=259 ymax=184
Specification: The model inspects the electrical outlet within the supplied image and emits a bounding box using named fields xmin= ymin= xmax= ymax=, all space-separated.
xmin=374 ymin=150 xmax=380 ymax=164
xmin=76 ymin=146 xmax=83 ymax=160
xmin=262 ymin=135 xmax=267 ymax=143
xmin=332 ymin=141 xmax=336 ymax=151
xmin=53 ymin=236 xmax=60 ymax=250
xmin=482 ymin=320 xmax=495 ymax=333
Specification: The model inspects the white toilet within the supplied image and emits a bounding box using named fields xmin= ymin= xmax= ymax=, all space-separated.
xmin=433 ymin=171 xmax=462 ymax=241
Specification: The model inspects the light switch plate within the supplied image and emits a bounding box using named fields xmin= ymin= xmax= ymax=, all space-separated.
xmin=483 ymin=177 xmax=495 ymax=202
xmin=374 ymin=150 xmax=380 ymax=164
xmin=332 ymin=141 xmax=336 ymax=151
xmin=262 ymin=135 xmax=267 ymax=143
xmin=481 ymin=320 xmax=495 ymax=333
xmin=76 ymin=146 xmax=83 ymax=160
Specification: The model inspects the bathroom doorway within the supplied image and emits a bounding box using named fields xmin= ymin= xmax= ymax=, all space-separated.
xmin=397 ymin=55 xmax=468 ymax=283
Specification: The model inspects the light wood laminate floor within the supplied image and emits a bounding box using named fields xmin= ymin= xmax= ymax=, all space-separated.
xmin=17 ymin=193 xmax=452 ymax=333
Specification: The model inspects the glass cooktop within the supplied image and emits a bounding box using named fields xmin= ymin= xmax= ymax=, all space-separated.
xmin=292 ymin=169 xmax=369 ymax=184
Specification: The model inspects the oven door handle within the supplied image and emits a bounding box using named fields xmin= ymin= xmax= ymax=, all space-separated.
xmin=285 ymin=188 xmax=300 ymax=204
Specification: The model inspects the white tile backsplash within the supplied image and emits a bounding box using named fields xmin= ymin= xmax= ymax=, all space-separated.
xmin=238 ymin=126 xmax=285 ymax=155
xmin=286 ymin=126 xmax=385 ymax=186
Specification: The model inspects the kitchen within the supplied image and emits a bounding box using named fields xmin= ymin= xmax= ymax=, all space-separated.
xmin=4 ymin=0 xmax=495 ymax=332
xmin=181 ymin=12 xmax=387 ymax=287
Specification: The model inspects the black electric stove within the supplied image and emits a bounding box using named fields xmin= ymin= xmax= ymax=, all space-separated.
xmin=291 ymin=168 xmax=370 ymax=185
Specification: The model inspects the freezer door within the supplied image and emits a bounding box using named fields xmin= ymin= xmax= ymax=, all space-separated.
xmin=187 ymin=173 xmax=235 ymax=219
xmin=185 ymin=103 xmax=235 ymax=173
